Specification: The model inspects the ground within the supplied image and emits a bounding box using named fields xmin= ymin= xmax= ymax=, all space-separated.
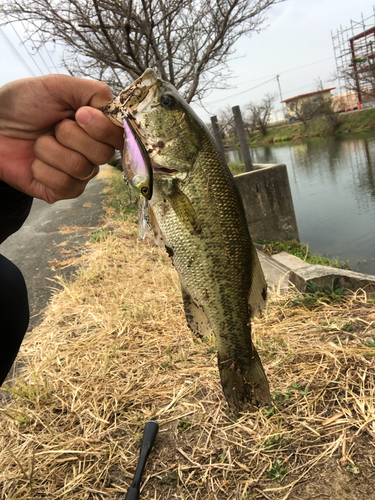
xmin=0 ymin=169 xmax=108 ymax=330
xmin=0 ymin=167 xmax=374 ymax=500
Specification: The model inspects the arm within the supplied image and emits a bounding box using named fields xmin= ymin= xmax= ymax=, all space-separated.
xmin=0 ymin=74 xmax=123 ymax=204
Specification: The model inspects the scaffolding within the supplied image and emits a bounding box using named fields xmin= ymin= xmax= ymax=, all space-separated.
xmin=331 ymin=7 xmax=375 ymax=108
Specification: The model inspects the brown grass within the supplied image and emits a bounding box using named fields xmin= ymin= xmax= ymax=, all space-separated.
xmin=1 ymin=169 xmax=374 ymax=499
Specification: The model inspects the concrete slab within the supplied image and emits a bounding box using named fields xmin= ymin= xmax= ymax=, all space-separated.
xmin=272 ymin=251 xmax=310 ymax=271
xmin=256 ymin=248 xmax=375 ymax=297
xmin=256 ymin=250 xmax=290 ymax=292
xmin=289 ymin=265 xmax=375 ymax=294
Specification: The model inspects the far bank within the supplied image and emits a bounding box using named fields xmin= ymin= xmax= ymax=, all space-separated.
xmin=244 ymin=107 xmax=375 ymax=147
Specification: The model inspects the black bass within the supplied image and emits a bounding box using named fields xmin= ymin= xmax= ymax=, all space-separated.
xmin=102 ymin=69 xmax=271 ymax=410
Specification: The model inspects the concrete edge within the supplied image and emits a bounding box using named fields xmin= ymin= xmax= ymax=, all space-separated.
xmin=256 ymin=247 xmax=375 ymax=295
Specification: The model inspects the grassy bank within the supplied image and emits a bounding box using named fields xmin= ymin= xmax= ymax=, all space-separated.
xmin=1 ymin=167 xmax=374 ymax=500
xmin=255 ymin=239 xmax=351 ymax=269
xmin=246 ymin=107 xmax=375 ymax=146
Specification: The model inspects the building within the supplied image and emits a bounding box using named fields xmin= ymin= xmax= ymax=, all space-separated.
xmin=281 ymin=88 xmax=336 ymax=118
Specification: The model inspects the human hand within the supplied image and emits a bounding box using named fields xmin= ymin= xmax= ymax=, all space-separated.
xmin=0 ymin=74 xmax=123 ymax=203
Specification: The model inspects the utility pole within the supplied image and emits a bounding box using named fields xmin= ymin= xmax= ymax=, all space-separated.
xmin=277 ymin=74 xmax=287 ymax=120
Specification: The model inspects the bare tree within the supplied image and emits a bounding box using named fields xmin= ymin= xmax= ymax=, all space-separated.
xmin=218 ymin=105 xmax=237 ymax=138
xmin=293 ymin=99 xmax=320 ymax=129
xmin=313 ymin=78 xmax=340 ymax=130
xmin=1 ymin=0 xmax=283 ymax=102
xmin=246 ymin=92 xmax=276 ymax=136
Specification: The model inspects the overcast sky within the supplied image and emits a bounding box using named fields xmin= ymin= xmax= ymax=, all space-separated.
xmin=1 ymin=0 xmax=374 ymax=121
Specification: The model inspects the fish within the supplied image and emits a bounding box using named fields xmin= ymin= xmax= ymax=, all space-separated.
xmin=102 ymin=69 xmax=271 ymax=410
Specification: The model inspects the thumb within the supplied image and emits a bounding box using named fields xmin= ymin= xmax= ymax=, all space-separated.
xmin=47 ymin=75 xmax=115 ymax=110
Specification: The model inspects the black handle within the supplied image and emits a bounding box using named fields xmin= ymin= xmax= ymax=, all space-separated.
xmin=125 ymin=420 xmax=159 ymax=500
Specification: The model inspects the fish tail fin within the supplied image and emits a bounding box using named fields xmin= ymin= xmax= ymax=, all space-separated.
xmin=218 ymin=346 xmax=272 ymax=411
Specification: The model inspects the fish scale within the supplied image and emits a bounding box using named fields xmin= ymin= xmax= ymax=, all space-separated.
xmin=103 ymin=69 xmax=271 ymax=410
xmin=150 ymin=135 xmax=270 ymax=408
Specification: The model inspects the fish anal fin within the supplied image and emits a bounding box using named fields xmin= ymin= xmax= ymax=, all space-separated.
xmin=248 ymin=243 xmax=268 ymax=318
xmin=181 ymin=286 xmax=211 ymax=337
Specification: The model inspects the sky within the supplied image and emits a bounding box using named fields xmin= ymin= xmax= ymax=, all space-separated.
xmin=1 ymin=0 xmax=375 ymax=122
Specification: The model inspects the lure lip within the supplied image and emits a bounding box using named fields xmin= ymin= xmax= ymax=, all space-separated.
xmin=122 ymin=117 xmax=153 ymax=200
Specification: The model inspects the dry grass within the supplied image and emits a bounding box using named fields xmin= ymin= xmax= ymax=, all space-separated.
xmin=1 ymin=168 xmax=375 ymax=499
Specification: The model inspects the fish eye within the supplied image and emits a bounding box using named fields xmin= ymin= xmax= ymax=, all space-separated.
xmin=161 ymin=94 xmax=176 ymax=109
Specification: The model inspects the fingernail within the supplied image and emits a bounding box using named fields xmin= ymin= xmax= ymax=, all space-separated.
xmin=76 ymin=108 xmax=92 ymax=126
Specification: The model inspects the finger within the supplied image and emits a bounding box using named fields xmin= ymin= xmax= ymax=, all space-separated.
xmin=55 ymin=118 xmax=115 ymax=165
xmin=34 ymin=134 xmax=98 ymax=181
xmin=45 ymin=75 xmax=115 ymax=110
xmin=75 ymin=107 xmax=124 ymax=150
xmin=31 ymin=158 xmax=88 ymax=202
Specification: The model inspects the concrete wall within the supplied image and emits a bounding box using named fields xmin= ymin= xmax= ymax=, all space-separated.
xmin=234 ymin=163 xmax=299 ymax=242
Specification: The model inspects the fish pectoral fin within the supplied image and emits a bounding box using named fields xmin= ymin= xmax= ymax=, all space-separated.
xmin=167 ymin=184 xmax=201 ymax=235
xmin=181 ymin=286 xmax=211 ymax=337
xmin=248 ymin=243 xmax=268 ymax=318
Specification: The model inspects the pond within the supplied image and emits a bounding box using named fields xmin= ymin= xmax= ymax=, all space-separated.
xmin=225 ymin=135 xmax=375 ymax=276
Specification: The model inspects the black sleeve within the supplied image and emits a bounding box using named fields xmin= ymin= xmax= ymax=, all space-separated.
xmin=0 ymin=181 xmax=33 ymax=244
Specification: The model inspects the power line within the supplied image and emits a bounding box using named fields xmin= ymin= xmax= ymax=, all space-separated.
xmin=235 ymin=56 xmax=335 ymax=87
xmin=205 ymin=55 xmax=336 ymax=107
xmin=41 ymin=44 xmax=61 ymax=73
xmin=20 ymin=21 xmax=60 ymax=74
xmin=0 ymin=26 xmax=36 ymax=77
xmin=9 ymin=23 xmax=44 ymax=75
xmin=207 ymin=76 xmax=277 ymax=104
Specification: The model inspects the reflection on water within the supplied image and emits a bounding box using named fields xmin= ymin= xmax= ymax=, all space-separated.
xmin=226 ymin=136 xmax=375 ymax=275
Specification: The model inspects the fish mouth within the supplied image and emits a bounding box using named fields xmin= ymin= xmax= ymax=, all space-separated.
xmin=121 ymin=69 xmax=158 ymax=109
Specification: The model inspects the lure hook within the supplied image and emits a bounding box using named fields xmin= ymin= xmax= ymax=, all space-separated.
xmin=122 ymin=172 xmax=139 ymax=205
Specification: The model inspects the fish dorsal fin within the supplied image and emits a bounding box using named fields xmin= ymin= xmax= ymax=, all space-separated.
xmin=181 ymin=286 xmax=211 ymax=337
xmin=248 ymin=243 xmax=268 ymax=318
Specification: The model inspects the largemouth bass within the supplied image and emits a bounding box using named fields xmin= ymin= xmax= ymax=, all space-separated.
xmin=102 ymin=69 xmax=271 ymax=410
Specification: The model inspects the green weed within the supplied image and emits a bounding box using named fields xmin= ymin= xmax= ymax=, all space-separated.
xmin=284 ymin=278 xmax=349 ymax=310
xmin=90 ymin=229 xmax=110 ymax=243
xmin=266 ymin=459 xmax=288 ymax=481
xmin=365 ymin=337 xmax=375 ymax=348
xmin=346 ymin=464 xmax=360 ymax=474
xmin=256 ymin=238 xmax=350 ymax=270
xmin=177 ymin=418 xmax=193 ymax=431
xmin=228 ymin=162 xmax=246 ymax=176
xmin=104 ymin=168 xmax=138 ymax=218
xmin=264 ymin=433 xmax=282 ymax=450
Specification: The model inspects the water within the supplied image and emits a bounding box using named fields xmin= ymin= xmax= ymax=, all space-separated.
xmin=226 ymin=136 xmax=375 ymax=276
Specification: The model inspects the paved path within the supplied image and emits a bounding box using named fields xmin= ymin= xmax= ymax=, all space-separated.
xmin=0 ymin=172 xmax=108 ymax=330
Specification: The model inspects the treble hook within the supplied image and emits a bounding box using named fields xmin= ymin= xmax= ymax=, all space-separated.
xmin=121 ymin=172 xmax=139 ymax=206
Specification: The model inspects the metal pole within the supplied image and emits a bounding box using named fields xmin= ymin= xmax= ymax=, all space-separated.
xmin=231 ymin=105 xmax=253 ymax=172
xmin=210 ymin=115 xmax=226 ymax=161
